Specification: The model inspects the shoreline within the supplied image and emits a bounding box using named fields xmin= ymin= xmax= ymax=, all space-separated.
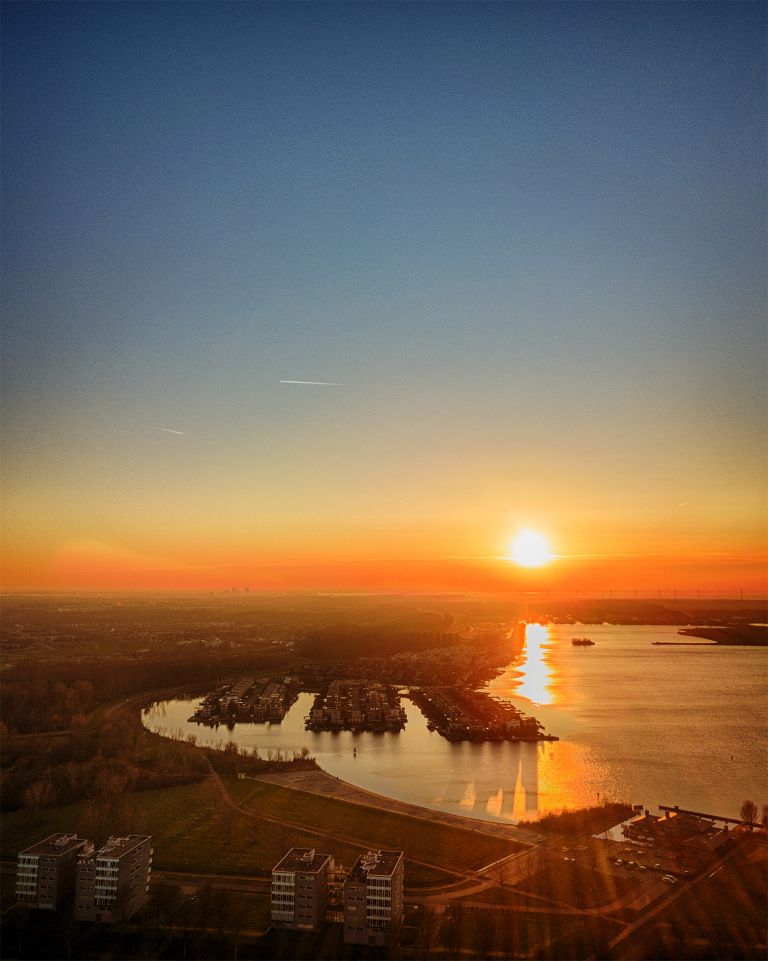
xmin=248 ymin=765 xmax=540 ymax=843
xmin=677 ymin=625 xmax=768 ymax=646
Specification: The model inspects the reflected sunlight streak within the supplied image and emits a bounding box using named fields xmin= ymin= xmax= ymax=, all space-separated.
xmin=515 ymin=623 xmax=555 ymax=706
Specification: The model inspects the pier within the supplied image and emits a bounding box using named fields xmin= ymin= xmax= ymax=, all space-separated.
xmin=658 ymin=805 xmax=760 ymax=827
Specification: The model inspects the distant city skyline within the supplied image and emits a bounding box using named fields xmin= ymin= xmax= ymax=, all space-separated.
xmin=2 ymin=2 xmax=765 ymax=594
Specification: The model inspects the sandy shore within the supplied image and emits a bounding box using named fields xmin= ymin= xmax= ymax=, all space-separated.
xmin=253 ymin=766 xmax=538 ymax=844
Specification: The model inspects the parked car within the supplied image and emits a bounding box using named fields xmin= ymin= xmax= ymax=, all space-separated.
xmin=662 ymin=875 xmax=678 ymax=884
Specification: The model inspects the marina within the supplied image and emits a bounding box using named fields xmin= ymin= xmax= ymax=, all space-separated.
xmin=144 ymin=623 xmax=768 ymax=824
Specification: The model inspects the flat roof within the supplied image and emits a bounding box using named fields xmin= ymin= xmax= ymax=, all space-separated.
xmin=81 ymin=835 xmax=151 ymax=862
xmin=19 ymin=834 xmax=87 ymax=858
xmin=348 ymin=850 xmax=403 ymax=881
xmin=273 ymin=848 xmax=332 ymax=874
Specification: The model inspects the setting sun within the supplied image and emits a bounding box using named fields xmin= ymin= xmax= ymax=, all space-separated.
xmin=508 ymin=529 xmax=553 ymax=568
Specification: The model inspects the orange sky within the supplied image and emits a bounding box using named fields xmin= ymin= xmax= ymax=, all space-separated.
xmin=3 ymin=534 xmax=765 ymax=595
xmin=2 ymin=4 xmax=765 ymax=598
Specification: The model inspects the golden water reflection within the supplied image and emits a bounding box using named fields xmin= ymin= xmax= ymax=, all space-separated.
xmin=515 ymin=622 xmax=555 ymax=705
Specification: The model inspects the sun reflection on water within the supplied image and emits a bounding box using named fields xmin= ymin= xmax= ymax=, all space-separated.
xmin=515 ymin=622 xmax=555 ymax=705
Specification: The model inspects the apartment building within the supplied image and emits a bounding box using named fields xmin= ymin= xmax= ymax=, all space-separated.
xmin=74 ymin=835 xmax=152 ymax=923
xmin=343 ymin=850 xmax=404 ymax=946
xmin=271 ymin=848 xmax=332 ymax=930
xmin=16 ymin=834 xmax=90 ymax=910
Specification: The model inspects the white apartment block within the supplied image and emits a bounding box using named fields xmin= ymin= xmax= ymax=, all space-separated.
xmin=343 ymin=850 xmax=404 ymax=946
xmin=16 ymin=834 xmax=90 ymax=910
xmin=74 ymin=835 xmax=152 ymax=923
xmin=271 ymin=848 xmax=332 ymax=930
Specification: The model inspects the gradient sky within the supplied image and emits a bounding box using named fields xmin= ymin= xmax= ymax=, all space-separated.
xmin=2 ymin=2 xmax=766 ymax=593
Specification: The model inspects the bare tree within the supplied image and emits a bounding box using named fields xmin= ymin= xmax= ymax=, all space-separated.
xmin=22 ymin=778 xmax=56 ymax=811
xmin=740 ymin=799 xmax=758 ymax=830
xmin=417 ymin=906 xmax=440 ymax=958
xmin=761 ymin=803 xmax=768 ymax=832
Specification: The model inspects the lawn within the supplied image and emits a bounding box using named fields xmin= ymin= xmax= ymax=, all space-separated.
xmin=0 ymin=780 xmax=364 ymax=878
xmin=0 ymin=779 xmax=453 ymax=887
xmin=225 ymin=775 xmax=523 ymax=875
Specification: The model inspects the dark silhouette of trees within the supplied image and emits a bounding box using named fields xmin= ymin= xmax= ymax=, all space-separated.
xmin=740 ymin=799 xmax=758 ymax=829
xmin=22 ymin=776 xmax=57 ymax=811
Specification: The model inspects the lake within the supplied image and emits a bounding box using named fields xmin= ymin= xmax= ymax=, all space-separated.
xmin=142 ymin=623 xmax=767 ymax=824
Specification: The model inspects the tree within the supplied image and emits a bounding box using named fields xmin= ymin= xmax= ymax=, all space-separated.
xmin=417 ymin=906 xmax=440 ymax=958
xmin=22 ymin=777 xmax=56 ymax=811
xmin=761 ymin=803 xmax=768 ymax=832
xmin=740 ymin=799 xmax=758 ymax=830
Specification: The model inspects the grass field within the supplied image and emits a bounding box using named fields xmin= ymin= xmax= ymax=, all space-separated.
xmin=440 ymin=902 xmax=619 ymax=958
xmin=225 ymin=775 xmax=523 ymax=874
xmin=0 ymin=780 xmax=367 ymax=878
xmin=0 ymin=778 xmax=459 ymax=887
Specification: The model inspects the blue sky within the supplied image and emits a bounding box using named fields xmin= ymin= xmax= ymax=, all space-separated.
xmin=2 ymin=2 xmax=765 ymax=589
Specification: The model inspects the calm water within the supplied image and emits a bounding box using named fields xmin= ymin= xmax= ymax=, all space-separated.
xmin=142 ymin=624 xmax=767 ymax=824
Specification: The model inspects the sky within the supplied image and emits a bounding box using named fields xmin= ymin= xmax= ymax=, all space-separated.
xmin=2 ymin=1 xmax=766 ymax=594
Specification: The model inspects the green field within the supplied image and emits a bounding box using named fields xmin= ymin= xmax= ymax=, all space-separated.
xmin=0 ymin=780 xmax=367 ymax=878
xmin=0 ymin=777 xmax=464 ymax=886
xmin=439 ymin=902 xmax=619 ymax=958
xmin=225 ymin=775 xmax=523 ymax=874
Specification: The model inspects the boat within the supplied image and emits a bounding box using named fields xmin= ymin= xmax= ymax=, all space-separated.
xmin=571 ymin=637 xmax=595 ymax=646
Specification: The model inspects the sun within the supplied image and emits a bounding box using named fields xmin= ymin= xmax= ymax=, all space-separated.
xmin=507 ymin=529 xmax=553 ymax=568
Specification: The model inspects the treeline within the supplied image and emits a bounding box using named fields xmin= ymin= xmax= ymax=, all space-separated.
xmin=1 ymin=648 xmax=292 ymax=733
xmin=1 ymin=711 xmax=210 ymax=812
xmin=305 ymin=626 xmax=461 ymax=660
xmin=527 ymin=598 xmax=767 ymax=626
xmin=530 ymin=801 xmax=634 ymax=835
xmin=1 ymin=709 xmax=318 ymax=813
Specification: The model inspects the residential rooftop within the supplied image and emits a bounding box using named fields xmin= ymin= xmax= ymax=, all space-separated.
xmin=273 ymin=848 xmax=332 ymax=874
xmin=79 ymin=835 xmax=151 ymax=863
xmin=348 ymin=850 xmax=403 ymax=881
xmin=19 ymin=834 xmax=88 ymax=858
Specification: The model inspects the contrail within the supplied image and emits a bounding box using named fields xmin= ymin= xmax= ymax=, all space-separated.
xmin=155 ymin=426 xmax=186 ymax=435
xmin=279 ymin=380 xmax=345 ymax=387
